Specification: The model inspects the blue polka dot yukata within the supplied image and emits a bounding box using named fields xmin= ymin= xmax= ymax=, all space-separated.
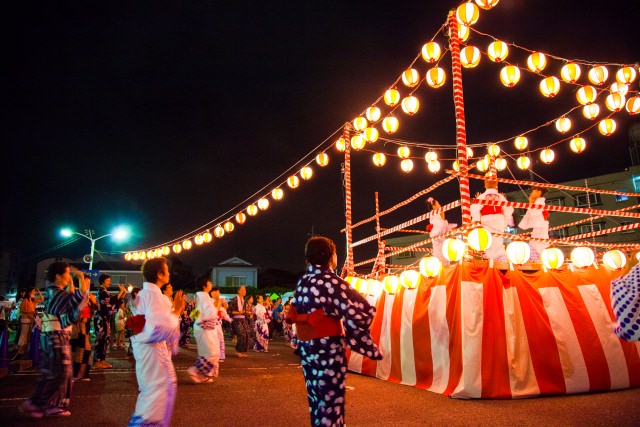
xmin=611 ymin=264 xmax=640 ymax=341
xmin=292 ymin=265 xmax=382 ymax=427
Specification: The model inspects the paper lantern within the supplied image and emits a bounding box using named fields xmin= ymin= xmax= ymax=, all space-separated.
xmin=517 ymin=156 xmax=530 ymax=170
xmin=588 ymin=66 xmax=609 ymax=85
xmin=300 ymin=166 xmax=313 ymax=180
xmin=427 ymin=160 xmax=441 ymax=173
xmin=402 ymin=68 xmax=420 ymax=88
xmin=146 ymin=250 xmax=154 ymax=259
xmin=541 ymin=248 xmax=564 ymax=270
xmin=460 ymin=46 xmax=481 ymax=68
xmin=131 ymin=252 xmax=140 ymax=261
xmin=182 ymin=239 xmax=192 ymax=250
xmin=540 ymin=76 xmax=560 ymax=97
xmin=363 ymin=127 xmax=379 ymax=143
xmin=466 ymin=146 xmax=474 ymax=158
xmin=172 ymin=244 xmax=181 ymax=254
xmin=603 ymin=250 xmax=627 ymax=270
xmin=335 ymin=137 xmax=346 ymax=152
xmin=344 ymin=276 xmax=357 ymax=289
xmin=456 ymin=2 xmax=479 ymax=25
xmin=442 ymin=238 xmax=465 ymax=262
xmin=401 ymin=159 xmax=414 ymax=173
xmin=384 ymin=88 xmax=401 ymax=107
xmin=365 ymin=106 xmax=381 ymax=123
xmin=419 ymin=256 xmax=442 ymax=278
xmin=203 ymin=232 xmax=212 ymax=243
xmin=235 ymin=212 xmax=247 ymax=224
xmin=570 ymin=247 xmax=595 ymax=268
xmin=247 ymin=204 xmax=259 ymax=216
xmin=352 ymin=277 xmax=366 ymax=293
xmin=475 ymin=0 xmax=499 ymax=10
xmin=373 ymin=152 xmax=387 ymax=167
xmin=382 ymin=116 xmax=399 ymax=134
xmin=598 ymin=119 xmax=616 ymax=136
xmin=287 ymin=175 xmax=300 ymax=188
xmin=400 ymin=269 xmax=420 ymax=289
xmin=397 ymin=146 xmax=411 ymax=159
xmin=527 ymin=52 xmax=547 ymax=73
xmin=610 ymin=81 xmax=629 ymax=96
xmin=560 ymin=63 xmax=581 ymax=83
xmin=315 ymin=153 xmax=329 ymax=167
xmin=257 ymin=198 xmax=269 ymax=210
xmin=366 ymin=279 xmax=383 ymax=297
xmin=500 ymin=65 xmax=520 ymax=87
xmin=494 ymin=157 xmax=507 ymax=171
xmin=214 ymin=226 xmax=225 ymax=238
xmin=401 ymin=96 xmax=420 ymax=115
xmin=125 ymin=252 xmax=133 ymax=261
xmin=382 ymin=275 xmax=401 ymax=294
xmin=195 ymin=234 xmax=204 ymax=245
xmin=570 ymin=137 xmax=586 ymax=154
xmin=582 ymin=104 xmax=600 ymax=120
xmin=555 ymin=117 xmax=572 ymax=133
xmin=506 ymin=241 xmax=531 ymax=265
xmin=270 ymin=188 xmax=283 ymax=201
xmin=576 ymin=85 xmax=597 ymax=105
xmin=540 ymin=148 xmax=555 ymax=164
xmin=421 ymin=41 xmax=442 ymax=63
xmin=488 ymin=40 xmax=509 ymax=62
xmin=426 ymin=67 xmax=446 ymax=88
xmin=487 ymin=144 xmax=500 ymax=157
xmin=352 ymin=117 xmax=368 ymax=132
xmin=452 ymin=160 xmax=460 ymax=171
xmin=139 ymin=251 xmax=148 ymax=260
xmin=351 ymin=135 xmax=365 ymax=150
xmin=616 ymin=66 xmax=637 ymax=85
xmin=425 ymin=151 xmax=438 ymax=163
xmin=605 ymin=93 xmax=626 ymax=112
xmin=458 ymin=24 xmax=470 ymax=41
xmin=476 ymin=158 xmax=489 ymax=172
xmin=514 ymin=136 xmax=528 ymax=150
xmin=467 ymin=227 xmax=492 ymax=252
xmin=627 ymin=96 xmax=640 ymax=115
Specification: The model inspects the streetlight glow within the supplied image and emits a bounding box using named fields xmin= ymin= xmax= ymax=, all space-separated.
xmin=59 ymin=226 xmax=129 ymax=270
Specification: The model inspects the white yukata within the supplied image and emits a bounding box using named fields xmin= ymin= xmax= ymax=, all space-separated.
xmin=216 ymin=305 xmax=231 ymax=360
xmin=471 ymin=188 xmax=514 ymax=261
xmin=191 ymin=292 xmax=220 ymax=380
xmin=518 ymin=196 xmax=549 ymax=261
xmin=429 ymin=213 xmax=456 ymax=263
xmin=128 ymin=282 xmax=180 ymax=427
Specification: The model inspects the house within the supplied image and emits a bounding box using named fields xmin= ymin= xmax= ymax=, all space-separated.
xmin=210 ymin=257 xmax=259 ymax=288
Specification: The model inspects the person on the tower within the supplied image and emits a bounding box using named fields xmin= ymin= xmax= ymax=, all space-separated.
xmin=518 ymin=185 xmax=550 ymax=262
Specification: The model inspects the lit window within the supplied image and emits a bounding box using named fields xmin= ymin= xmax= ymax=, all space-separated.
xmin=546 ymin=197 xmax=565 ymax=206
xmin=574 ymin=193 xmax=602 ymax=207
xmin=397 ymin=250 xmax=416 ymax=259
xmin=578 ymin=222 xmax=604 ymax=233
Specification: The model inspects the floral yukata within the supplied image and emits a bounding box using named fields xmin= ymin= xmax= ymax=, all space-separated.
xmin=253 ymin=303 xmax=269 ymax=352
xmin=292 ymin=264 xmax=382 ymax=427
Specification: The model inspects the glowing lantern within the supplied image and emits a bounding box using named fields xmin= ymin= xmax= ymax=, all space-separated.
xmin=366 ymin=279 xmax=383 ymax=297
xmin=271 ymin=188 xmax=283 ymax=200
xmin=365 ymin=106 xmax=381 ymax=123
xmin=427 ymin=160 xmax=441 ymax=173
xmin=456 ymin=2 xmax=479 ymax=25
xmin=540 ymin=76 xmax=560 ymax=97
xmin=401 ymin=159 xmax=414 ymax=173
xmin=382 ymin=116 xmax=399 ymax=134
xmin=487 ymin=143 xmax=500 ymax=157
xmin=195 ymin=234 xmax=204 ymax=245
xmin=475 ymin=0 xmax=499 ymax=10
xmin=467 ymin=227 xmax=492 ymax=252
xmin=500 ymin=65 xmax=520 ymax=87
xmin=527 ymin=52 xmax=547 ymax=73
xmin=582 ymin=103 xmax=600 ymax=120
xmin=452 ymin=160 xmax=460 ymax=171
xmin=616 ymin=66 xmax=637 ymax=85
xmin=626 ymin=96 xmax=640 ymax=115
xmin=372 ymin=152 xmax=386 ymax=167
xmin=466 ymin=146 xmax=474 ymax=158
xmin=576 ymin=85 xmax=597 ymax=105
xmin=603 ymin=249 xmax=627 ymax=270
xmin=350 ymin=135 xmax=365 ymax=150
xmin=506 ymin=241 xmax=531 ymax=265
xmin=247 ymin=204 xmax=259 ymax=216
xmin=402 ymin=68 xmax=420 ymax=88
xmin=605 ymin=93 xmax=625 ymax=112
xmin=400 ymin=269 xmax=420 ymax=289
xmin=426 ymin=67 xmax=446 ymax=88
xmin=125 ymin=252 xmax=132 ymax=261
xmin=598 ymin=119 xmax=616 ymax=136
xmin=384 ymin=88 xmax=401 ymax=107
xmin=287 ymin=175 xmax=300 ymax=188
xmin=458 ymin=24 xmax=470 ymax=41
xmin=145 ymin=250 xmax=154 ymax=259
xmin=517 ymin=156 xmax=530 ymax=170
xmin=555 ymin=117 xmax=572 ymax=133
xmin=494 ymin=157 xmax=507 ymax=171
xmin=514 ymin=136 xmax=528 ymax=150
xmin=488 ymin=40 xmax=509 ymax=62
xmin=588 ymin=66 xmax=609 ymax=85
xmin=397 ymin=146 xmax=411 ymax=159
xmin=344 ymin=276 xmax=356 ymax=289
xmin=460 ymin=46 xmax=481 ymax=68
xmin=401 ymin=96 xmax=420 ymax=115
xmin=610 ymin=81 xmax=629 ymax=96
xmin=315 ymin=153 xmax=329 ymax=167
xmin=350 ymin=277 xmax=365 ymax=293
xmin=132 ymin=252 xmax=140 ymax=261
xmin=257 ymin=198 xmax=270 ymax=210
xmin=476 ymin=158 xmax=489 ymax=172
xmin=335 ymin=137 xmax=346 ymax=152
xmin=425 ymin=151 xmax=438 ymax=163
xmin=560 ymin=63 xmax=581 ymax=83
xmin=541 ymin=248 xmax=564 ymax=270
xmin=138 ymin=251 xmax=146 ymax=260
xmin=363 ymin=127 xmax=379 ymax=143
xmin=419 ymin=256 xmax=442 ymax=278
xmin=569 ymin=137 xmax=586 ymax=154
xmin=442 ymin=238 xmax=465 ymax=262
xmin=214 ymin=226 xmax=225 ymax=238
xmin=353 ymin=117 xmax=368 ymax=132
xmin=235 ymin=212 xmax=246 ymax=224
xmin=570 ymin=247 xmax=595 ymax=268
xmin=382 ymin=275 xmax=401 ymax=294
xmin=421 ymin=41 xmax=442 ymax=63
xmin=172 ymin=244 xmax=182 ymax=254
xmin=540 ymin=148 xmax=555 ymax=164
xmin=300 ymin=166 xmax=313 ymax=180
xmin=182 ymin=239 xmax=192 ymax=250
xmin=203 ymin=232 xmax=212 ymax=243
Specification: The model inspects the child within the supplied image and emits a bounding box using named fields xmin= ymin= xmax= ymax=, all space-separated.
xmin=113 ymin=301 xmax=126 ymax=349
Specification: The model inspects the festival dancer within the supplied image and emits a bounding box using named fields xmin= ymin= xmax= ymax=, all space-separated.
xmin=228 ymin=286 xmax=251 ymax=358
xmin=187 ymin=275 xmax=220 ymax=384
xmin=71 ymin=273 xmax=95 ymax=382
xmin=287 ymin=236 xmax=382 ymax=426
xmin=426 ymin=197 xmax=456 ymax=263
xmin=470 ymin=176 xmax=514 ymax=261
xmin=611 ymin=259 xmax=640 ymax=341
xmin=128 ymin=257 xmax=185 ymax=427
xmin=518 ymin=185 xmax=550 ymax=261
xmin=253 ymin=295 xmax=269 ymax=352
xmin=209 ymin=286 xmax=231 ymax=362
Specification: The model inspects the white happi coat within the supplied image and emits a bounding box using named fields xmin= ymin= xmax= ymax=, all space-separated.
xmin=471 ymin=188 xmax=514 ymax=260
xmin=193 ymin=292 xmax=220 ymax=360
xmin=130 ymin=282 xmax=180 ymax=427
xmin=429 ymin=213 xmax=456 ymax=263
xmin=518 ymin=196 xmax=549 ymax=257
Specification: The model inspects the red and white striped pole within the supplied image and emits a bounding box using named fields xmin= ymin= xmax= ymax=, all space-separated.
xmin=342 ymin=123 xmax=354 ymax=276
xmin=447 ymin=11 xmax=472 ymax=225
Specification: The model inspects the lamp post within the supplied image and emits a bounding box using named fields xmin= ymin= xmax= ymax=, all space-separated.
xmin=60 ymin=227 xmax=129 ymax=270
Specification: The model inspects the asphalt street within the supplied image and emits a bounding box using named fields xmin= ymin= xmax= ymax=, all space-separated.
xmin=1 ymin=337 xmax=639 ymax=426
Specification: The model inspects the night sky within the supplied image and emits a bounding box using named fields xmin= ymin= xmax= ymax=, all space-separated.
xmin=4 ymin=0 xmax=639 ymax=277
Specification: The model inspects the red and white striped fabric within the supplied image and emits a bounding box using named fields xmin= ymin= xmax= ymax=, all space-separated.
xmin=346 ymin=263 xmax=640 ymax=398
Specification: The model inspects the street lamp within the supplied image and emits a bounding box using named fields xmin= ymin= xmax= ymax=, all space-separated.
xmin=60 ymin=226 xmax=130 ymax=270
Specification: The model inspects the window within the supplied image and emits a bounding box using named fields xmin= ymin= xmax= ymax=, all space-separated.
xmin=110 ymin=275 xmax=128 ymax=285
xmin=225 ymin=276 xmax=247 ymax=287
xmin=633 ymin=176 xmax=640 ymax=192
xmin=546 ymin=197 xmax=565 ymax=207
xmin=578 ymin=222 xmax=604 ymax=234
xmin=621 ymin=221 xmax=636 ymax=233
xmin=615 ymin=190 xmax=629 ymax=202
xmin=574 ymin=193 xmax=602 ymax=207
xmin=550 ymin=228 xmax=568 ymax=238
xmin=397 ymin=250 xmax=415 ymax=259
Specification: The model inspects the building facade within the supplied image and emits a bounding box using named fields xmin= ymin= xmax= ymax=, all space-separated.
xmin=210 ymin=257 xmax=259 ymax=288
